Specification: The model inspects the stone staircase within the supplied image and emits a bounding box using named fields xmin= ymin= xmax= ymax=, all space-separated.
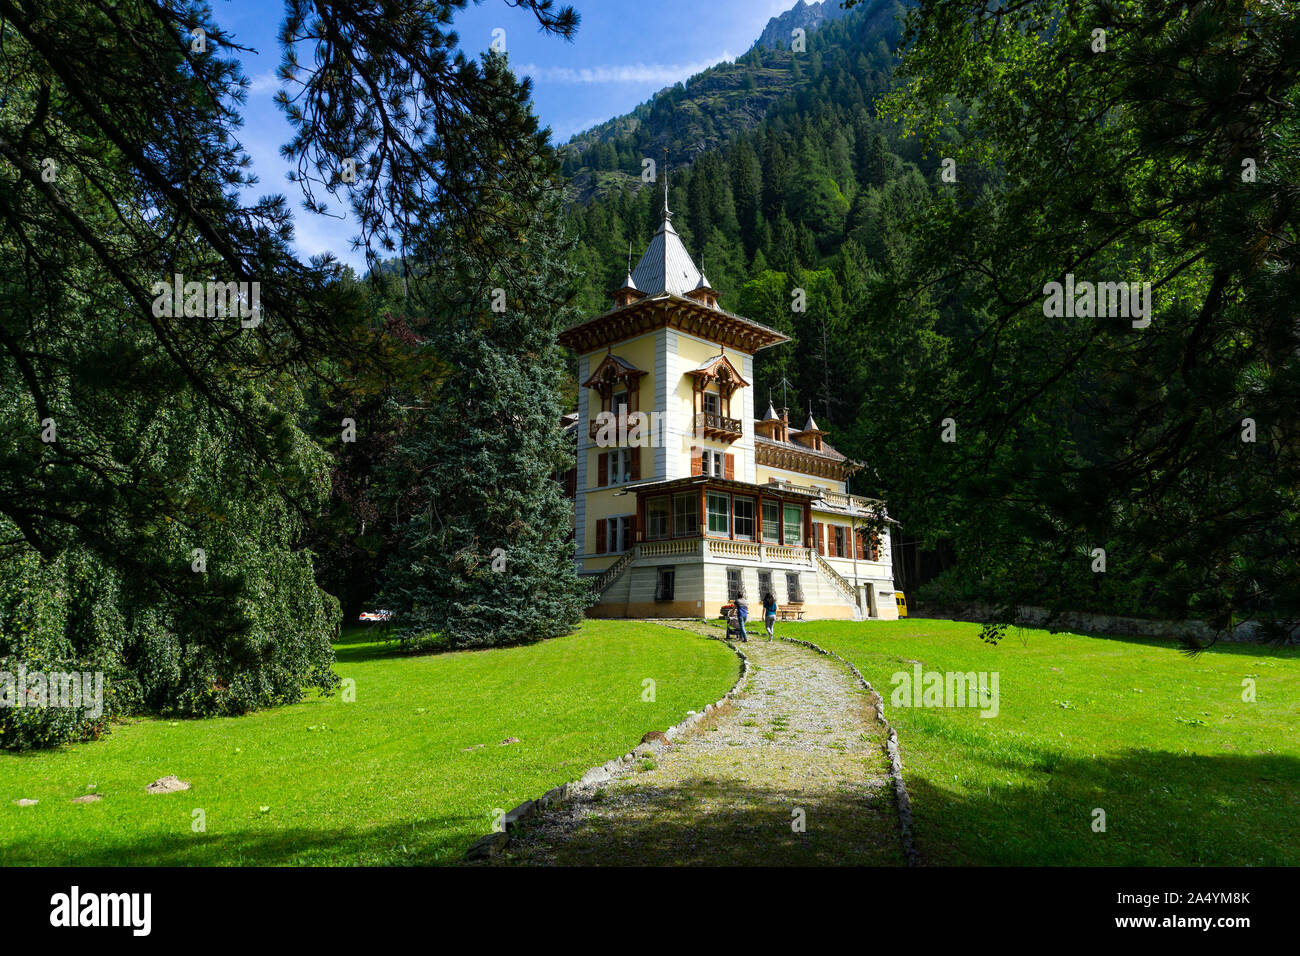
xmin=813 ymin=552 xmax=863 ymax=620
xmin=590 ymin=550 xmax=632 ymax=598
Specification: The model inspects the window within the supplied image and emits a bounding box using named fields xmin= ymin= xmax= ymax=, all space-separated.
xmin=733 ymin=496 xmax=755 ymax=540
xmin=607 ymin=515 xmax=634 ymax=553
xmin=702 ymin=448 xmax=725 ymax=477
xmin=605 ymin=448 xmax=634 ymax=485
xmin=656 ymin=566 xmax=675 ymax=601
xmin=673 ymin=493 xmax=699 ymax=537
xmin=762 ymin=500 xmax=780 ymax=543
xmin=702 ymin=391 xmax=720 ymax=416
xmin=786 ymin=572 xmax=803 ymax=603
xmin=612 ymin=387 xmax=630 ymax=415
xmin=646 ymin=496 xmax=670 ymax=540
xmin=707 ymin=492 xmax=730 ymax=535
xmin=757 ymin=570 xmax=774 ymax=601
xmin=783 ymin=504 xmax=802 ymax=546
xmin=812 ymin=521 xmax=824 ymax=555
xmin=834 ymin=525 xmax=846 ymax=558
xmin=727 ymin=567 xmax=744 ymax=600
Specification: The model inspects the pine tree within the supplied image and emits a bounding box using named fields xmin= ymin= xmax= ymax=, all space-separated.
xmin=381 ymin=79 xmax=587 ymax=650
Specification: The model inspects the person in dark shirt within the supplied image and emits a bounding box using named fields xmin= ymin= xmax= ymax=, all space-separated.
xmin=761 ymin=592 xmax=778 ymax=640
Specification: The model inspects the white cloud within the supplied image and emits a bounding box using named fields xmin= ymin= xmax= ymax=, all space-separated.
xmin=246 ymin=70 xmax=279 ymax=94
xmin=517 ymin=54 xmax=736 ymax=86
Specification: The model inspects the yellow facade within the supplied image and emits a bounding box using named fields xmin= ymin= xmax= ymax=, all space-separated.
xmin=581 ymin=332 xmax=655 ymax=572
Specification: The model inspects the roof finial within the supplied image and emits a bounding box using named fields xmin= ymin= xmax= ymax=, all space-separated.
xmin=626 ymin=241 xmax=633 ymax=275
xmin=661 ymin=146 xmax=671 ymax=221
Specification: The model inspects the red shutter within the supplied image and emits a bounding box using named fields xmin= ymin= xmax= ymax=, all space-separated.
xmin=724 ymin=453 xmax=735 ymax=480
xmin=814 ymin=522 xmax=824 ymax=555
xmin=595 ymin=519 xmax=606 ymax=554
xmin=630 ymin=448 xmax=641 ymax=481
xmin=857 ymin=529 xmax=867 ymax=560
xmin=690 ymin=449 xmax=703 ymax=476
xmin=597 ymin=453 xmax=608 ymax=486
xmin=871 ymin=532 xmax=881 ymax=562
xmin=820 ymin=523 xmax=828 ymax=555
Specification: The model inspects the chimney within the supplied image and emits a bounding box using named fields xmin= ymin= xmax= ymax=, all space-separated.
xmin=778 ymin=407 xmax=789 ymax=443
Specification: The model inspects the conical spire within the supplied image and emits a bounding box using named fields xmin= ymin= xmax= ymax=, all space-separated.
xmin=629 ymin=211 xmax=703 ymax=297
xmin=625 ymin=149 xmax=709 ymax=296
xmin=661 ymin=146 xmax=671 ymax=221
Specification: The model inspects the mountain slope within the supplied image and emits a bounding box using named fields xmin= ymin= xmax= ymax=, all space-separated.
xmin=558 ymin=0 xmax=906 ymax=203
xmin=754 ymin=0 xmax=853 ymax=50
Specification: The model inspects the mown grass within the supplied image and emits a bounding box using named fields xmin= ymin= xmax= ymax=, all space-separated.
xmin=766 ymin=618 xmax=1300 ymax=865
xmin=0 ymin=621 xmax=737 ymax=866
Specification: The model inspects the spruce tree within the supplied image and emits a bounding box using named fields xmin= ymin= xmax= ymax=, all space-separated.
xmin=380 ymin=59 xmax=587 ymax=650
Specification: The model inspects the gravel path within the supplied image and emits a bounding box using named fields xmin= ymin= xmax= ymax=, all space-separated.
xmin=489 ymin=623 xmax=903 ymax=866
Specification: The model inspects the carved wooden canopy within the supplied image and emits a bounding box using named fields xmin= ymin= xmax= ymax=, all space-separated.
xmin=685 ymin=352 xmax=749 ymax=398
xmin=582 ymin=351 xmax=647 ymax=401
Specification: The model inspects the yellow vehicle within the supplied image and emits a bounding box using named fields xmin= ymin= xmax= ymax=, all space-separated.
xmin=895 ymin=591 xmax=908 ymax=617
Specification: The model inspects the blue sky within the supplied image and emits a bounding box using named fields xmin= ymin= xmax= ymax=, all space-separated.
xmin=218 ymin=0 xmax=794 ymax=268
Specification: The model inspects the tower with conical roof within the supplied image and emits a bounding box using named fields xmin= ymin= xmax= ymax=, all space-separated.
xmin=558 ymin=164 xmax=898 ymax=622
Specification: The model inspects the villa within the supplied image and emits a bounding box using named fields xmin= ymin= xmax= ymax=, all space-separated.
xmin=559 ymin=187 xmax=899 ymax=621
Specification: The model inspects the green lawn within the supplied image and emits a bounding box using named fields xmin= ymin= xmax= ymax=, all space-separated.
xmin=0 ymin=620 xmax=738 ymax=866
xmin=765 ymin=618 xmax=1300 ymax=866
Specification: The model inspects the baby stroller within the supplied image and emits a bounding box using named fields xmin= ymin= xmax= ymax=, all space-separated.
xmin=724 ymin=604 xmax=747 ymax=642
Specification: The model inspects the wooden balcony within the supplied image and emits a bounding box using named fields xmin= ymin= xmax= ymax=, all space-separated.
xmin=589 ymin=412 xmax=642 ymax=443
xmin=765 ymin=479 xmax=882 ymax=514
xmin=694 ymin=410 xmax=743 ymax=442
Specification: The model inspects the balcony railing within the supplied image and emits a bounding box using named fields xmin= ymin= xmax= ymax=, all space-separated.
xmin=634 ymin=537 xmax=812 ymax=565
xmin=589 ymin=414 xmax=631 ymax=442
xmin=637 ymin=539 xmax=701 ymax=558
xmin=765 ymin=480 xmax=882 ymax=514
xmin=694 ymin=411 xmax=743 ymax=441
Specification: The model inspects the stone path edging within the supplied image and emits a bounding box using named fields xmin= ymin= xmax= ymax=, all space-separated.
xmin=776 ymin=634 xmax=921 ymax=867
xmin=463 ymin=635 xmax=750 ymax=861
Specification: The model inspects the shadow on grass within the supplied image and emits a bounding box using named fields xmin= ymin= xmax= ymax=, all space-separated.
xmin=2 ymin=813 xmax=481 ymax=867
xmin=904 ymin=748 xmax=1300 ymax=866
xmin=331 ymin=624 xmax=452 ymax=664
xmin=908 ymin=613 xmax=1300 ymax=661
xmin=331 ymin=639 xmax=404 ymax=665
xmin=490 ymin=776 xmax=904 ymax=867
